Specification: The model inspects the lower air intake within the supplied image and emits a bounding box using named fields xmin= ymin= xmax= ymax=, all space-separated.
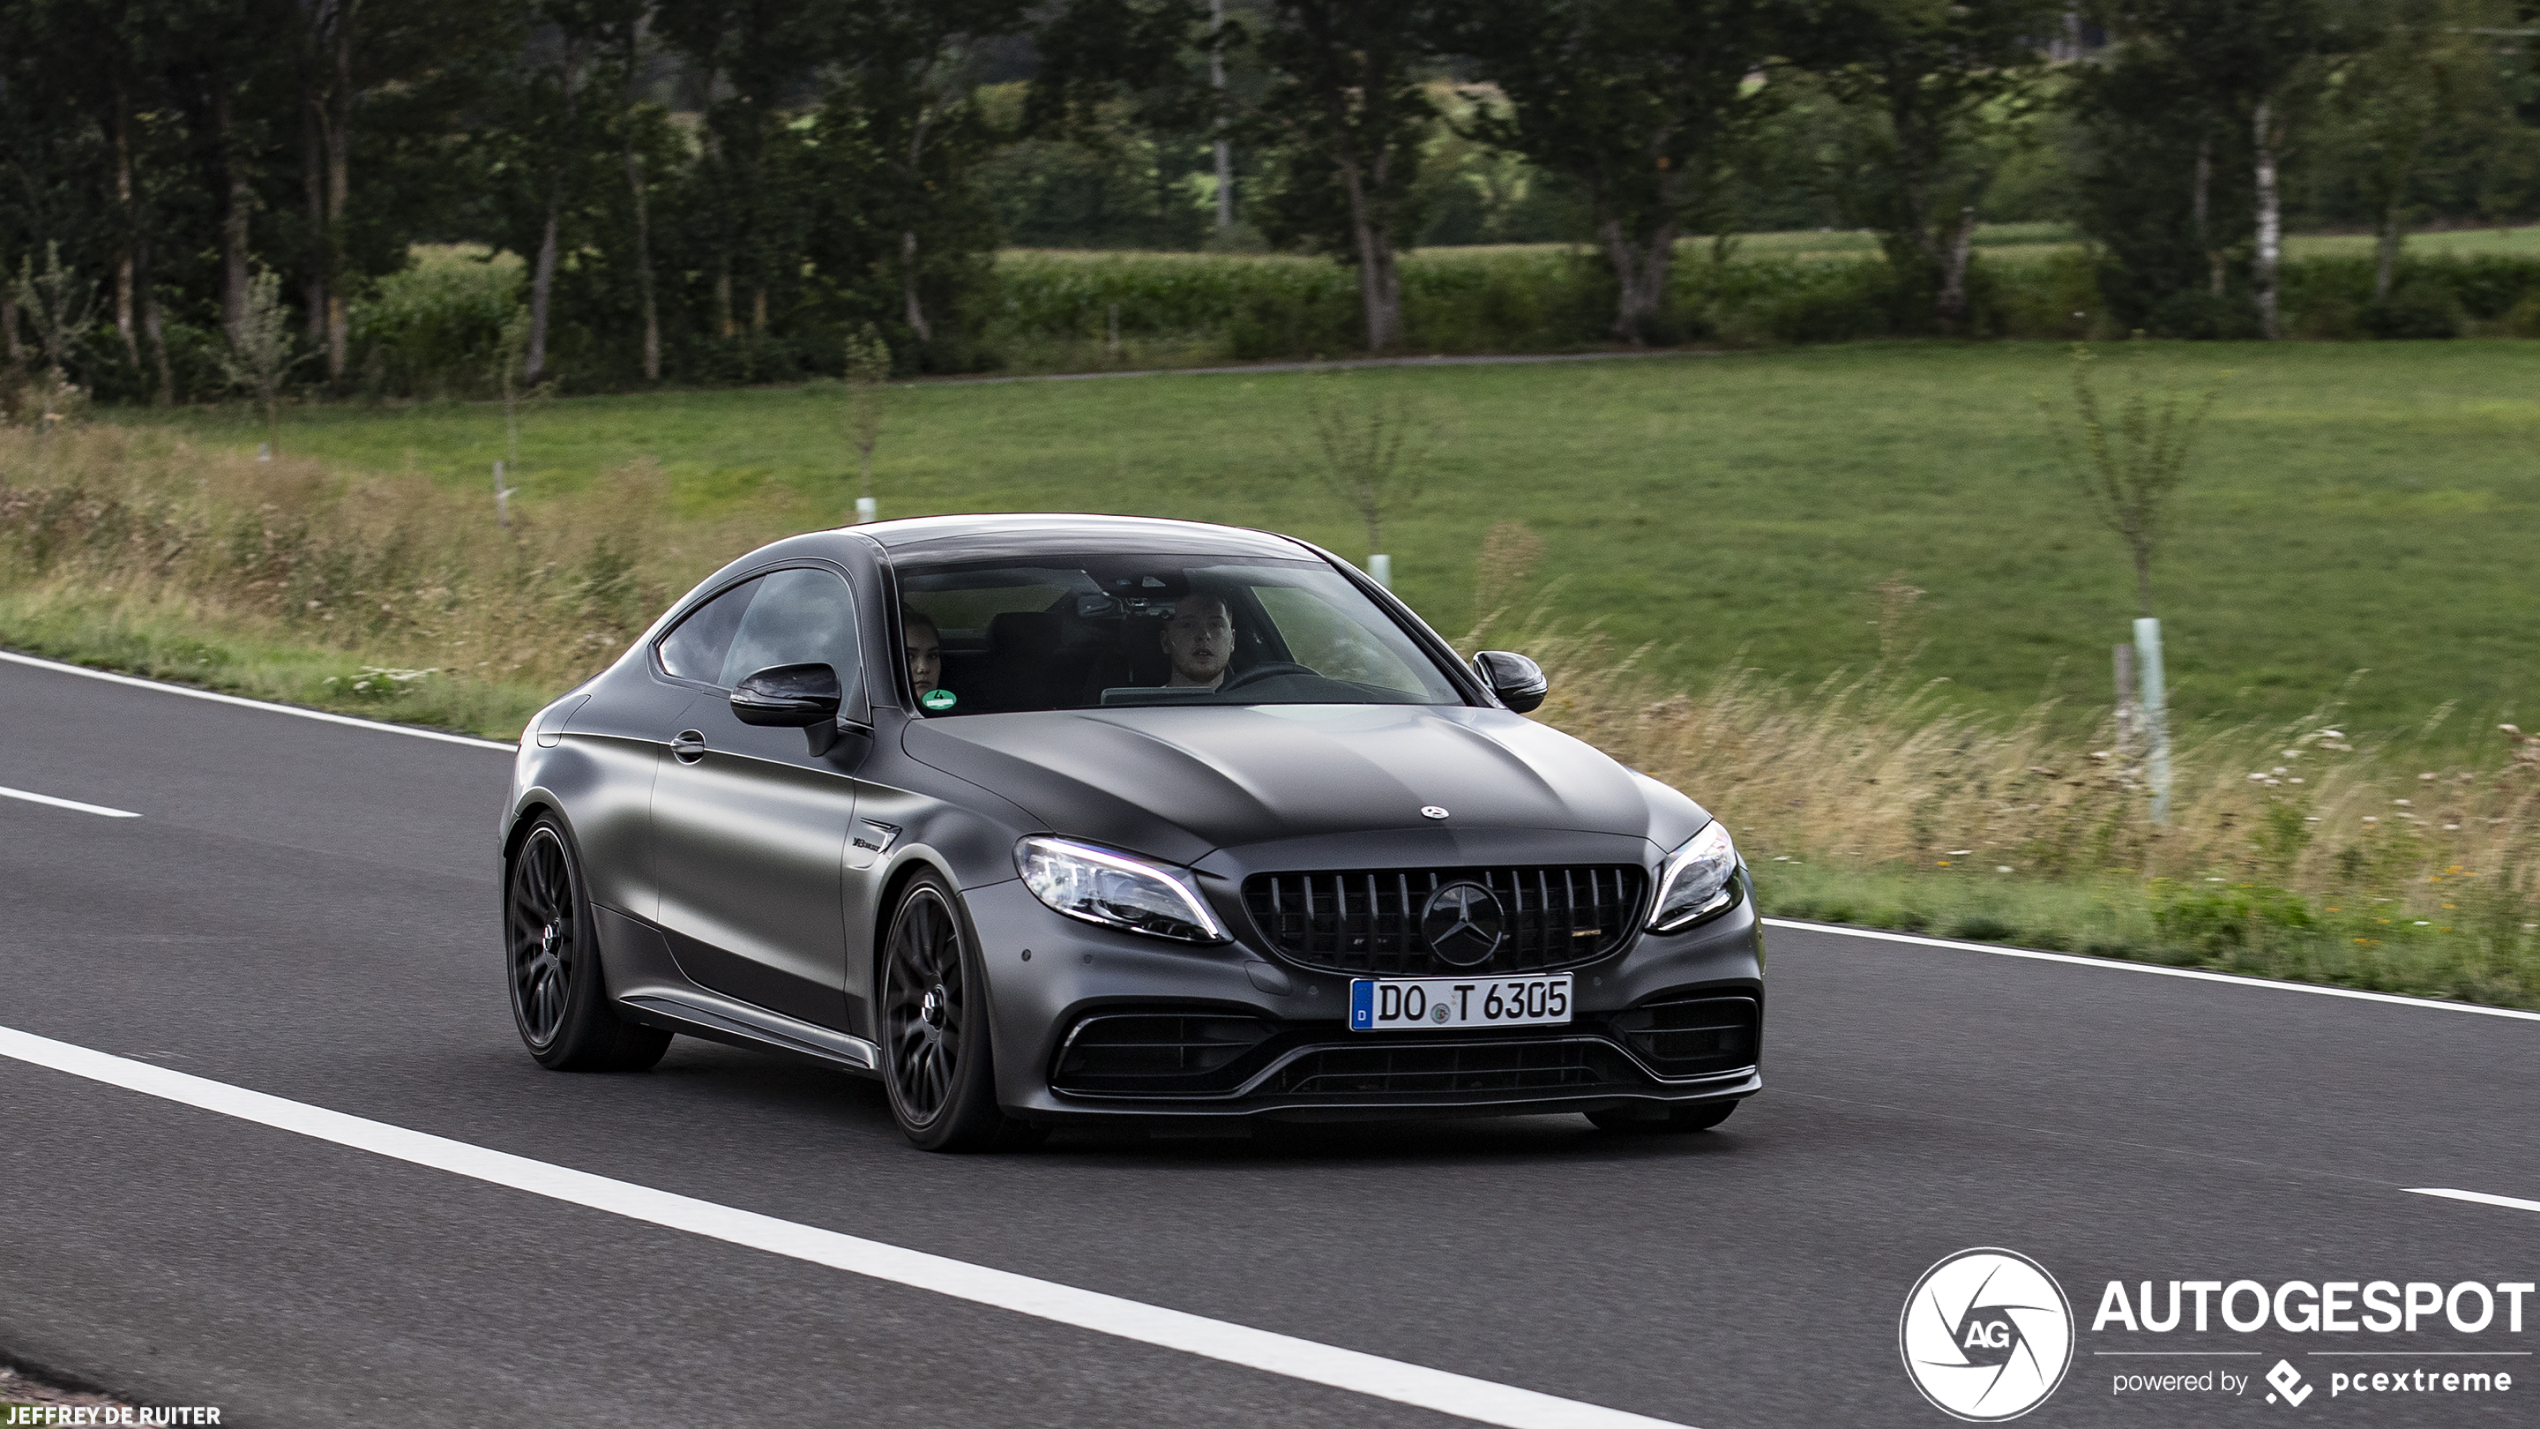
xmin=1608 ymin=995 xmax=1760 ymax=1077
xmin=1050 ymin=1013 xmax=1275 ymax=1095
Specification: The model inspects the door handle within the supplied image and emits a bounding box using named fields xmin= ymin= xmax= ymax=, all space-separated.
xmin=670 ymin=730 xmax=707 ymax=763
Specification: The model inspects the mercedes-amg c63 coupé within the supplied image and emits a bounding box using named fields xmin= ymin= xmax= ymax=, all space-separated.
xmin=502 ymin=514 xmax=1762 ymax=1149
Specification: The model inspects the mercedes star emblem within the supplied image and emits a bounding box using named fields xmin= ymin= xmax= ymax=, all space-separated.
xmin=1420 ymin=881 xmax=1506 ymax=966
xmin=1420 ymin=805 xmax=1449 ymax=820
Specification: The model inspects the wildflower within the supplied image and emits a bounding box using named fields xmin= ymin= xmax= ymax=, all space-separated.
xmin=2420 ymin=772 xmax=2436 ymax=781
xmin=2394 ymin=798 xmax=2412 ymax=806
xmin=2443 ymin=824 xmax=2459 ymax=830
xmin=1995 ymin=865 xmax=2012 ymax=873
xmin=2364 ymin=816 xmax=2379 ymax=823
xmin=2289 ymin=778 xmax=2305 ymax=784
xmin=2414 ymin=920 xmax=2430 ymax=926
xmin=1949 ymin=850 xmax=1971 ymax=856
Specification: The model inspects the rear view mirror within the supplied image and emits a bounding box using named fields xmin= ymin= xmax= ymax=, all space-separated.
xmin=1472 ymin=651 xmax=1548 ymax=714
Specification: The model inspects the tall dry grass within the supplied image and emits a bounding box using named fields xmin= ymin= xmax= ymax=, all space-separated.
xmin=1464 ymin=521 xmax=2540 ymax=1006
xmin=0 ymin=425 xmax=796 ymax=728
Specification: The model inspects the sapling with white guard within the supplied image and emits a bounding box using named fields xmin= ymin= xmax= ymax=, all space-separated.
xmin=2040 ymin=340 xmax=2226 ymax=822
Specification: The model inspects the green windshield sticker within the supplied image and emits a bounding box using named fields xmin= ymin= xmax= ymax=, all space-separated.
xmin=920 ymin=688 xmax=957 ymax=711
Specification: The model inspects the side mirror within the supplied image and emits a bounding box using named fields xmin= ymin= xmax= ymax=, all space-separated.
xmin=734 ymin=663 xmax=866 ymax=758
xmin=1472 ymin=650 xmax=1548 ymax=714
xmin=732 ymin=663 xmax=842 ymax=728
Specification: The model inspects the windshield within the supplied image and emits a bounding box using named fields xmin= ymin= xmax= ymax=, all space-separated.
xmin=893 ymin=552 xmax=1465 ymax=715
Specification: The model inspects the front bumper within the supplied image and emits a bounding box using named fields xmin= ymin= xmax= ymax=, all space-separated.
xmin=963 ymin=874 xmax=1765 ymax=1124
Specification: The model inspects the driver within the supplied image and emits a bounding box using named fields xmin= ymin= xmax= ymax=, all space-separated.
xmin=1159 ymin=593 xmax=1235 ymax=690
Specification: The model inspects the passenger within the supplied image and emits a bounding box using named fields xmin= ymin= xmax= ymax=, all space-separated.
xmin=903 ymin=610 xmax=943 ymax=699
xmin=1160 ymin=593 xmax=1235 ymax=690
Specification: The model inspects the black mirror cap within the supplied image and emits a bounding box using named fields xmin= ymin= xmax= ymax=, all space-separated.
xmin=1473 ymin=650 xmax=1548 ymax=714
xmin=731 ymin=663 xmax=843 ymax=727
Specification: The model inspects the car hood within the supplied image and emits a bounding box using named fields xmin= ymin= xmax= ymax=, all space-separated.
xmin=902 ymin=703 xmax=1704 ymax=867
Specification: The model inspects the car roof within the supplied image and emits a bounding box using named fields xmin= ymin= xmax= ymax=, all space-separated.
xmin=852 ymin=513 xmax=1314 ymax=562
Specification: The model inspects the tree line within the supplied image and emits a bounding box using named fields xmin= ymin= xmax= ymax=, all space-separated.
xmin=3 ymin=0 xmax=2535 ymax=406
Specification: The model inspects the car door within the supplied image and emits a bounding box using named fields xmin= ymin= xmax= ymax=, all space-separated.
xmin=648 ymin=565 xmax=865 ymax=1029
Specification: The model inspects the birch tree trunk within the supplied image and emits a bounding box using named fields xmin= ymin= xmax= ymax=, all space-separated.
xmin=1209 ymin=0 xmax=1233 ymax=229
xmin=1935 ymin=206 xmax=1977 ymax=332
xmin=525 ymin=40 xmax=582 ymax=385
xmin=324 ymin=19 xmax=353 ymax=381
xmin=113 ymin=93 xmax=140 ymax=369
xmin=526 ymin=211 xmax=560 ymax=383
xmin=303 ymin=101 xmax=329 ymax=351
xmin=2193 ymin=130 xmax=2226 ymax=296
xmin=218 ymin=94 xmax=252 ymax=347
xmin=2252 ymin=98 xmax=2282 ymax=339
xmin=621 ymin=46 xmax=660 ymax=382
xmin=135 ymin=232 xmax=172 ymax=405
xmin=901 ymin=230 xmax=932 ymax=342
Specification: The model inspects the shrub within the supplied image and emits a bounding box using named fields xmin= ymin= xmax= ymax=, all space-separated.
xmin=2359 ymin=279 xmax=2463 ymax=340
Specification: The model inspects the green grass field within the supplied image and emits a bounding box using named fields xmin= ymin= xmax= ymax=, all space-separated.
xmin=120 ymin=338 xmax=2540 ymax=747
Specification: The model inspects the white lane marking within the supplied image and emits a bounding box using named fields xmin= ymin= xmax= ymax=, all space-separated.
xmin=0 ymin=649 xmax=517 ymax=752
xmin=0 ymin=1023 xmax=1691 ymax=1429
xmin=0 ymin=785 xmax=140 ymax=818
xmin=2407 ymin=1188 xmax=2540 ymax=1216
xmin=1761 ymin=918 xmax=2540 ymax=1024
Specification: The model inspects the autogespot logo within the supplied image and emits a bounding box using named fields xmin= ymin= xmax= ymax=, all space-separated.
xmin=1901 ymin=1248 xmax=2077 ymax=1422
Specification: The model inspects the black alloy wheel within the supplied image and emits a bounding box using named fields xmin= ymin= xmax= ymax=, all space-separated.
xmin=505 ymin=816 xmax=671 ymax=1072
xmin=880 ymin=872 xmax=1045 ymax=1152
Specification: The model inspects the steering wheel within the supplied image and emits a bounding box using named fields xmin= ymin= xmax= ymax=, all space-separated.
xmin=1217 ymin=660 xmax=1318 ymax=693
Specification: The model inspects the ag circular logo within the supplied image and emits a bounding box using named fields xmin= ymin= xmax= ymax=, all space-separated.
xmin=1899 ymin=1248 xmax=2074 ymax=1422
xmin=1419 ymin=881 xmax=1505 ymax=966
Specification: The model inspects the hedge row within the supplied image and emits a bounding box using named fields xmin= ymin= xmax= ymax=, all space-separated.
xmin=975 ymin=246 xmax=2540 ymax=358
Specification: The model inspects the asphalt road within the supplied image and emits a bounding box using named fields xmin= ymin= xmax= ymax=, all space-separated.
xmin=3 ymin=652 xmax=2536 ymax=1429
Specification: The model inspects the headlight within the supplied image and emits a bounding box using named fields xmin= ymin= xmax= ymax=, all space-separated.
xmin=1017 ymin=836 xmax=1229 ymax=943
xmin=1649 ymin=820 xmax=1740 ymax=932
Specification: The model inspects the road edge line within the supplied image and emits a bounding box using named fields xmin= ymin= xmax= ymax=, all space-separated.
xmin=1761 ymin=917 xmax=2540 ymax=1024
xmin=0 ymin=648 xmax=516 ymax=752
xmin=2405 ymin=1188 xmax=2540 ymax=1215
xmin=0 ymin=1021 xmax=1692 ymax=1429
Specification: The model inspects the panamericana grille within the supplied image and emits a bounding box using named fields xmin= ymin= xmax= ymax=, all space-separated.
xmin=1243 ymin=865 xmax=1646 ymax=976
xmin=1609 ymin=995 xmax=1761 ymax=1077
xmin=1263 ymin=1038 xmax=1637 ymax=1096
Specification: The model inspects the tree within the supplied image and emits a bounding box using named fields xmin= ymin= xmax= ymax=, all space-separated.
xmin=219 ymin=266 xmax=304 ymax=451
xmin=1460 ymin=0 xmax=1790 ymax=343
xmin=830 ymin=0 xmax=1029 ymax=350
xmin=2038 ymin=341 xmax=2222 ymax=619
xmin=10 ymin=244 xmax=98 ymax=423
xmin=1251 ymin=2 xmax=1441 ymax=352
xmin=1796 ymin=0 xmax=2062 ymax=334
xmin=1303 ymin=375 xmax=1427 ymax=560
xmin=2328 ymin=0 xmax=2503 ymax=300
xmin=841 ymin=322 xmax=889 ymax=508
xmin=2113 ymin=1 xmax=2378 ymax=338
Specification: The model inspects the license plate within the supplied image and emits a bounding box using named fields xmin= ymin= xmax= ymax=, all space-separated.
xmin=1349 ymin=975 xmax=1572 ymax=1032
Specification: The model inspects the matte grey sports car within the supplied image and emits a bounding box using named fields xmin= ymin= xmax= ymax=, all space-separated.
xmin=502 ymin=514 xmax=1762 ymax=1150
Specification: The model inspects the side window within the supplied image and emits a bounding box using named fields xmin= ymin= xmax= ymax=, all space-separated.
xmin=656 ymin=576 xmax=763 ymax=684
xmin=717 ymin=568 xmax=861 ymax=687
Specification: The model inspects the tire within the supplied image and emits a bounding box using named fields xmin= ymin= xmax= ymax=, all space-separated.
xmin=506 ymin=815 xmax=671 ymax=1072
xmin=879 ymin=871 xmax=1045 ymax=1152
xmin=1587 ymin=1100 xmax=1738 ymax=1135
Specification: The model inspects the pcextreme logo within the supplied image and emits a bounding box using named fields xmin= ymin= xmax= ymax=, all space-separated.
xmin=1900 ymin=1248 xmax=2078 ymax=1422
